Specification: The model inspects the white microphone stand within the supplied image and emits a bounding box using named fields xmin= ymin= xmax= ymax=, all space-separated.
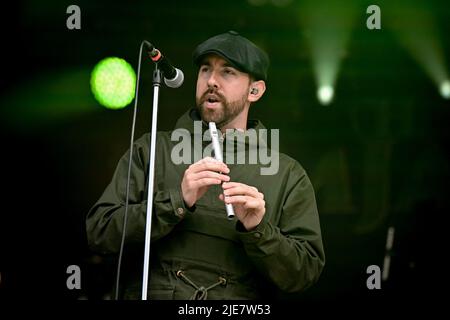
xmin=141 ymin=66 xmax=162 ymax=300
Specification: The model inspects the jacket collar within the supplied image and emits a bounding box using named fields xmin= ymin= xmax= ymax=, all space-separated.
xmin=174 ymin=108 xmax=268 ymax=148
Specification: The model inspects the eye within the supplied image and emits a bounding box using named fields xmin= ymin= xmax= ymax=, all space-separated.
xmin=223 ymin=68 xmax=236 ymax=75
xmin=200 ymin=66 xmax=210 ymax=73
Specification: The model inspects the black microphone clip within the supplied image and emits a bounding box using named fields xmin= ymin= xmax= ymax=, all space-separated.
xmin=144 ymin=41 xmax=184 ymax=88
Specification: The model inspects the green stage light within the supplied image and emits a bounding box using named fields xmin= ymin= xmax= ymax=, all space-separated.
xmin=389 ymin=1 xmax=449 ymax=102
xmin=300 ymin=0 xmax=357 ymax=107
xmin=440 ymin=80 xmax=450 ymax=99
xmin=90 ymin=57 xmax=136 ymax=109
xmin=317 ymin=85 xmax=334 ymax=106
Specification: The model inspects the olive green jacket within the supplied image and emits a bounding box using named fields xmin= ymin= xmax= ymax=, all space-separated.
xmin=86 ymin=108 xmax=325 ymax=299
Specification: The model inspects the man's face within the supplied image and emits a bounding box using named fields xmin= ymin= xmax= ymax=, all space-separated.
xmin=196 ymin=54 xmax=252 ymax=128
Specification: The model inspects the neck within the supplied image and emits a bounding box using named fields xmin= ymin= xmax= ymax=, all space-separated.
xmin=219 ymin=107 xmax=249 ymax=133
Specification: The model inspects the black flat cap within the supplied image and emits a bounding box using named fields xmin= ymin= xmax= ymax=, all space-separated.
xmin=192 ymin=31 xmax=269 ymax=81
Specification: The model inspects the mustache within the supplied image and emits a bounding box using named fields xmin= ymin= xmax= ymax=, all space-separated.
xmin=200 ymin=89 xmax=225 ymax=103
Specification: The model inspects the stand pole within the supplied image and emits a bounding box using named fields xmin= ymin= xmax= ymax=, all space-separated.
xmin=141 ymin=66 xmax=162 ymax=300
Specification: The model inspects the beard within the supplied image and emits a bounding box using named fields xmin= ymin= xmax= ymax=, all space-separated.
xmin=195 ymin=89 xmax=247 ymax=128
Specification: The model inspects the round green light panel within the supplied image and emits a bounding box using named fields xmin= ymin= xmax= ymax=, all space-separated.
xmin=90 ymin=57 xmax=136 ymax=109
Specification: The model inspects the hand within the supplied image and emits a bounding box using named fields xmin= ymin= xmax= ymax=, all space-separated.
xmin=181 ymin=157 xmax=230 ymax=208
xmin=219 ymin=182 xmax=266 ymax=231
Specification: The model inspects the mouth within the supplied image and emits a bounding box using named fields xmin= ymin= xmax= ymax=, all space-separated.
xmin=203 ymin=94 xmax=222 ymax=109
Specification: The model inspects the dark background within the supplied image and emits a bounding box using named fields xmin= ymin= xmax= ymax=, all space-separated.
xmin=0 ymin=0 xmax=449 ymax=304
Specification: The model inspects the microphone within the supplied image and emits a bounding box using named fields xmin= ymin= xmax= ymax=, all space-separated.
xmin=144 ymin=41 xmax=184 ymax=88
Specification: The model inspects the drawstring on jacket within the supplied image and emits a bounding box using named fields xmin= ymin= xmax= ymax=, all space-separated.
xmin=176 ymin=270 xmax=227 ymax=300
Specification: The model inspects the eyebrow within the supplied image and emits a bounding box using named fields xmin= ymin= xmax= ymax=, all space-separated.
xmin=200 ymin=60 xmax=236 ymax=69
xmin=223 ymin=62 xmax=235 ymax=69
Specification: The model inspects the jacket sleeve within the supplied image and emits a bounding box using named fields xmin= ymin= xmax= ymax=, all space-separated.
xmin=237 ymin=161 xmax=325 ymax=293
xmin=86 ymin=134 xmax=188 ymax=255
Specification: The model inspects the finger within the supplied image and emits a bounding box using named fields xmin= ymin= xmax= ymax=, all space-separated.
xmin=224 ymin=195 xmax=250 ymax=205
xmin=190 ymin=161 xmax=229 ymax=174
xmin=223 ymin=185 xmax=261 ymax=198
xmin=202 ymin=156 xmax=219 ymax=163
xmin=222 ymin=182 xmax=256 ymax=192
xmin=192 ymin=171 xmax=230 ymax=182
xmin=221 ymin=181 xmax=241 ymax=189
xmin=223 ymin=183 xmax=264 ymax=199
xmin=200 ymin=157 xmax=225 ymax=167
xmin=225 ymin=196 xmax=263 ymax=211
xmin=192 ymin=178 xmax=222 ymax=188
xmin=244 ymin=198 xmax=264 ymax=210
xmin=218 ymin=193 xmax=224 ymax=202
xmin=250 ymin=186 xmax=263 ymax=199
xmin=188 ymin=157 xmax=219 ymax=171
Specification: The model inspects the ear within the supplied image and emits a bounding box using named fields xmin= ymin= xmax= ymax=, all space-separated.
xmin=247 ymin=80 xmax=266 ymax=102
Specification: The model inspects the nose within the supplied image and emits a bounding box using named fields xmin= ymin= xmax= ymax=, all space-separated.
xmin=206 ymin=70 xmax=219 ymax=89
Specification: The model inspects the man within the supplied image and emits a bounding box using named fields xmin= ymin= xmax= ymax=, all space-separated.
xmin=86 ymin=31 xmax=325 ymax=300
